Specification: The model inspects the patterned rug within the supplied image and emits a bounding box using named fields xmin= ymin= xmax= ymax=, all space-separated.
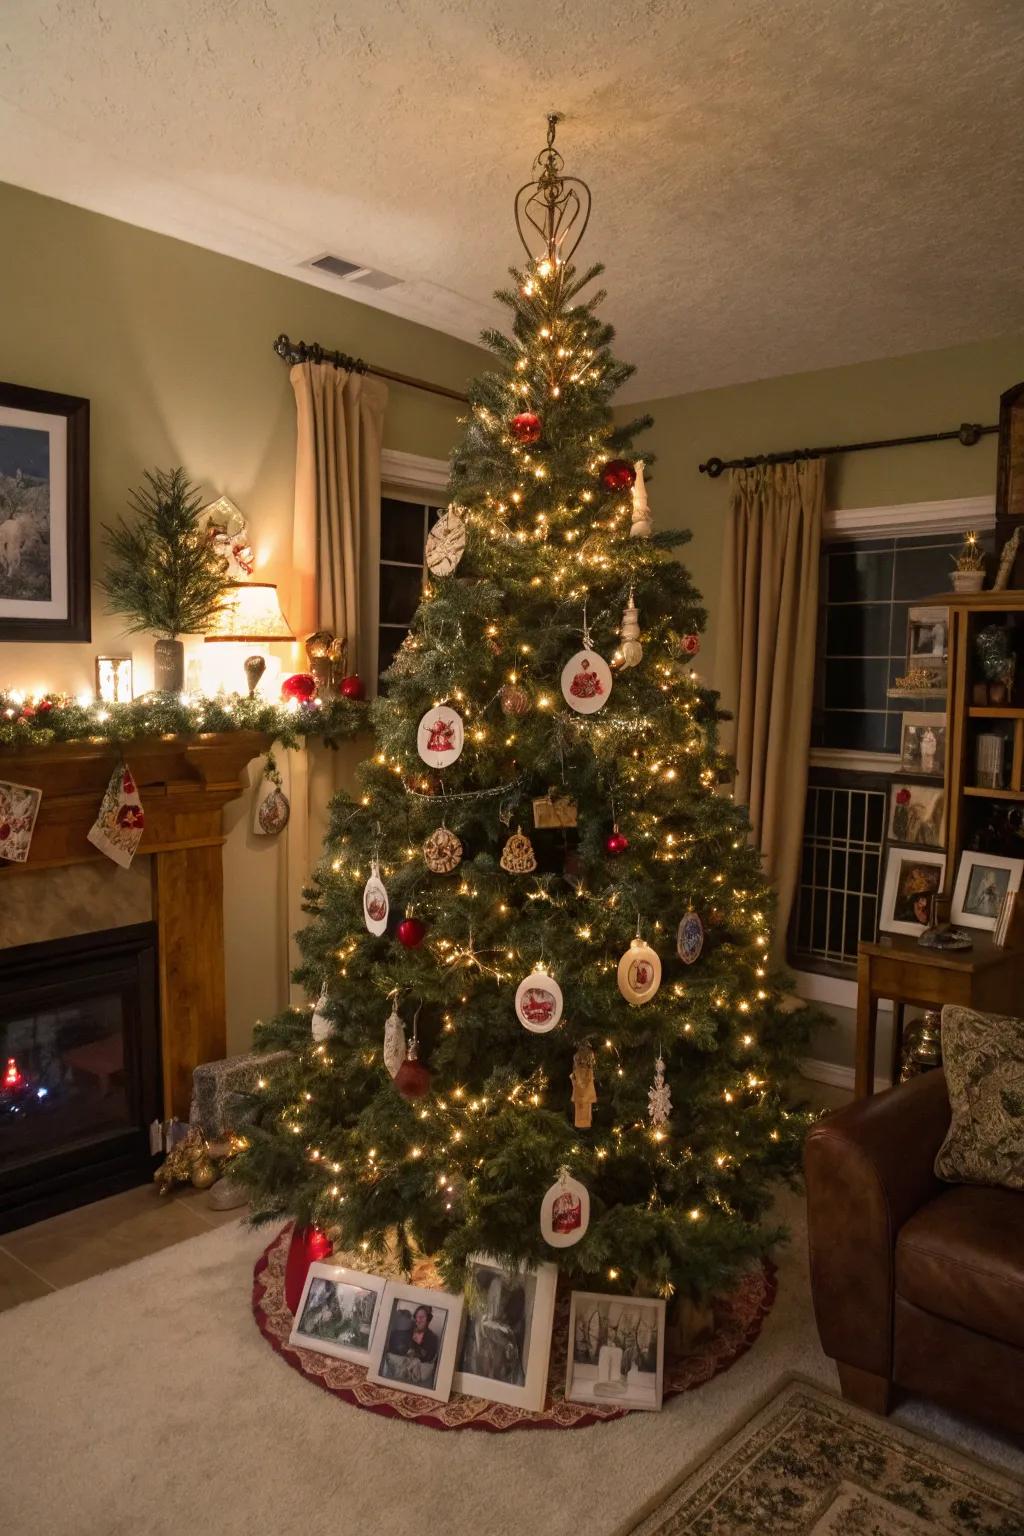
xmin=251 ymin=1223 xmax=776 ymax=1432
xmin=629 ymin=1380 xmax=1024 ymax=1534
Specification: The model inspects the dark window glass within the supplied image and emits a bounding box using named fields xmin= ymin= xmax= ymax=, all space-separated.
xmin=824 ymin=657 xmax=890 ymax=711
xmin=819 ymin=710 xmax=890 ymax=753
xmin=827 ymin=546 xmax=894 ymax=603
xmin=825 ymin=604 xmax=893 ymax=658
xmin=380 ymin=498 xmax=428 ymax=564
xmin=379 ymin=566 xmax=423 ymax=625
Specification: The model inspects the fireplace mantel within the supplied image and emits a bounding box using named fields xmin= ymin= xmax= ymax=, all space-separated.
xmin=0 ymin=731 xmax=272 ymax=1115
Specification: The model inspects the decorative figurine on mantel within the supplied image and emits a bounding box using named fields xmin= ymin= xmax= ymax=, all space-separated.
xmin=950 ymin=529 xmax=986 ymax=593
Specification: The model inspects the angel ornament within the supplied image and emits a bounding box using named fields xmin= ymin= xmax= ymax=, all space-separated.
xmin=648 ymin=1055 xmax=672 ymax=1128
xmin=571 ymin=1041 xmax=597 ymax=1129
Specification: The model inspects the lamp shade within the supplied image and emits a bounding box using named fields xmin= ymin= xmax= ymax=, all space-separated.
xmin=204 ymin=581 xmax=294 ymax=642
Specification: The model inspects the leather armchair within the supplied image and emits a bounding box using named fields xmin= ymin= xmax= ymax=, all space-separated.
xmin=805 ymin=1070 xmax=1024 ymax=1438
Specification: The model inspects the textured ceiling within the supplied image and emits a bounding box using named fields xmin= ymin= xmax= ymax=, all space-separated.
xmin=2 ymin=0 xmax=1024 ymax=400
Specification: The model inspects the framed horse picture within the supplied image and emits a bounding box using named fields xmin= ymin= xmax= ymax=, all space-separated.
xmin=0 ymin=382 xmax=90 ymax=642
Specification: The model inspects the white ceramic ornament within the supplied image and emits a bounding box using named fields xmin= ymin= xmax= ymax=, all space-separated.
xmin=311 ymin=984 xmax=334 ymax=1042
xmin=677 ymin=910 xmax=704 ymax=965
xmin=540 ymin=1167 xmax=590 ymax=1248
xmin=363 ymin=859 xmax=390 ymax=936
xmin=383 ymin=1003 xmax=407 ymax=1078
xmin=620 ymin=589 xmax=642 ymax=668
xmin=617 ymin=935 xmax=662 ymax=1006
xmin=515 ymin=969 xmax=564 ymax=1033
xmin=561 ymin=649 xmax=613 ymax=714
xmin=629 ymin=460 xmax=653 ymax=538
xmin=424 ymin=508 xmax=467 ymax=577
xmin=418 ymin=705 xmax=465 ymax=767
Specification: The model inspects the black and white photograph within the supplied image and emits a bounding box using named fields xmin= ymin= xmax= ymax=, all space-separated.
xmin=565 ymin=1291 xmax=666 ymax=1412
xmin=453 ymin=1255 xmax=557 ymax=1411
xmin=288 ymin=1263 xmax=387 ymax=1365
xmin=951 ymin=852 xmax=1024 ymax=932
xmin=906 ymin=605 xmax=948 ymax=675
xmin=880 ymin=847 xmax=946 ymax=936
xmin=899 ymin=712 xmax=945 ymax=777
xmin=0 ymin=383 xmax=89 ymax=642
xmin=366 ymin=1282 xmax=463 ymax=1403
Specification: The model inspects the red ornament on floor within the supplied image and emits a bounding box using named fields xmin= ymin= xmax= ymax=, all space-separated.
xmin=283 ymin=1223 xmax=333 ymax=1313
xmin=281 ymin=672 xmax=317 ymax=702
xmin=599 ymin=458 xmax=637 ymax=492
xmin=339 ymin=674 xmax=366 ymax=700
xmin=605 ymin=827 xmax=629 ymax=857
xmin=510 ymin=411 xmax=543 ymax=444
xmin=396 ymin=915 xmax=426 ymax=948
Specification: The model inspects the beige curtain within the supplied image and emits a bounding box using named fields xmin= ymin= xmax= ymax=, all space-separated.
xmin=284 ymin=362 xmax=388 ymax=999
xmin=717 ymin=459 xmax=825 ymax=950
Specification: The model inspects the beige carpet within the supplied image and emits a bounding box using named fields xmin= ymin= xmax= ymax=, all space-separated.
xmin=1 ymin=1190 xmax=1020 ymax=1536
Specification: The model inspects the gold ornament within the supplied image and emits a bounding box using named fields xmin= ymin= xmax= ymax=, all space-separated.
xmin=190 ymin=1158 xmax=218 ymax=1190
xmin=500 ymin=683 xmax=531 ymax=716
xmin=571 ymin=1041 xmax=597 ymax=1129
xmin=500 ymin=825 xmax=537 ymax=873
xmin=423 ymin=825 xmax=463 ymax=873
xmin=532 ymin=791 xmax=577 ymax=829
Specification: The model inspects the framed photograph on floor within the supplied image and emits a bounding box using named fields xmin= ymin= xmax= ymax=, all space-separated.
xmin=887 ymin=781 xmax=946 ymax=847
xmin=366 ymin=1281 xmax=464 ymax=1403
xmin=880 ymin=847 xmax=946 ymax=936
xmin=0 ymin=382 xmax=90 ymax=642
xmin=452 ymin=1254 xmax=557 ymax=1412
xmin=899 ymin=713 xmax=945 ymax=777
xmin=565 ymin=1291 xmax=666 ymax=1413
xmin=288 ymin=1263 xmax=388 ymax=1365
xmin=951 ymin=851 xmax=1023 ymax=931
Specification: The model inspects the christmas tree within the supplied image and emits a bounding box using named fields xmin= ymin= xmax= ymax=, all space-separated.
xmin=234 ymin=121 xmax=812 ymax=1304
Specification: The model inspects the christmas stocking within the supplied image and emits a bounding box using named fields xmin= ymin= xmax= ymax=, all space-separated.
xmin=87 ymin=763 xmax=145 ymax=868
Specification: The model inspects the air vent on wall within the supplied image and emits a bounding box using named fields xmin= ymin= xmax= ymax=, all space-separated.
xmin=305 ymin=254 xmax=402 ymax=290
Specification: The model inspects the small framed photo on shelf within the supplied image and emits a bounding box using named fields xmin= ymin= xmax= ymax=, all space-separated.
xmin=565 ymin=1291 xmax=666 ymax=1413
xmin=951 ymin=852 xmax=1024 ymax=932
xmin=366 ymin=1281 xmax=464 ymax=1403
xmin=452 ymin=1254 xmax=558 ymax=1412
xmin=95 ymin=655 xmax=133 ymax=703
xmin=906 ymin=606 xmax=948 ymax=677
xmin=887 ymin=782 xmax=945 ymax=848
xmin=880 ymin=847 xmax=946 ymax=936
xmin=899 ymin=713 xmax=945 ymax=777
xmin=288 ymin=1263 xmax=388 ymax=1366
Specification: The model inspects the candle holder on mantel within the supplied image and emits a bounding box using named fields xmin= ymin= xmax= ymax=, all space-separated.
xmin=204 ymin=581 xmax=295 ymax=695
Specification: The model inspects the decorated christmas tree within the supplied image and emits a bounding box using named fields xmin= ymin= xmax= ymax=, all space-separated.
xmin=234 ymin=121 xmax=812 ymax=1304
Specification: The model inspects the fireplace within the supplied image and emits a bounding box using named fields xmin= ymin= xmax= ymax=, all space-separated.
xmin=0 ymin=923 xmax=161 ymax=1232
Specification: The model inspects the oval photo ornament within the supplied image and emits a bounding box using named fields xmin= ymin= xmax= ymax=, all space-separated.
xmin=540 ymin=1172 xmax=590 ymax=1249
xmin=514 ymin=970 xmax=564 ymax=1033
xmin=677 ymin=910 xmax=704 ymax=964
xmin=363 ymin=860 xmax=389 ymax=936
xmin=617 ymin=937 xmax=662 ymax=1006
xmin=417 ymin=705 xmax=464 ymax=768
xmin=561 ymin=648 xmax=612 ymax=715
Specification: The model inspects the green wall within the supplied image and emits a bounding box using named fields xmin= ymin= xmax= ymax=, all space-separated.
xmin=621 ymin=335 xmax=1024 ymax=679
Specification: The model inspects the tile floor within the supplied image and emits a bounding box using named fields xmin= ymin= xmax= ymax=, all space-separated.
xmin=0 ymin=1075 xmax=854 ymax=1315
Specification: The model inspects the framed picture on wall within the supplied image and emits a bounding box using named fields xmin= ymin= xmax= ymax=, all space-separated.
xmin=0 ymin=382 xmax=90 ymax=642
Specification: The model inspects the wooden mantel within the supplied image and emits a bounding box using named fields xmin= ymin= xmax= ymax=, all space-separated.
xmin=0 ymin=732 xmax=272 ymax=1116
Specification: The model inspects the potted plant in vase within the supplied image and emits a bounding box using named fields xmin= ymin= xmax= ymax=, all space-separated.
xmin=951 ymin=530 xmax=986 ymax=593
xmin=100 ymin=468 xmax=229 ymax=693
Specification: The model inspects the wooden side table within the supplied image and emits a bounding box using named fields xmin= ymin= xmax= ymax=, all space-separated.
xmin=855 ymin=935 xmax=1024 ymax=1097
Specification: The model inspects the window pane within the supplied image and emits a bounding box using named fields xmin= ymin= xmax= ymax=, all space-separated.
xmin=819 ymin=710 xmax=890 ymax=752
xmin=826 ymin=547 xmax=894 ymax=603
xmin=380 ymin=498 xmax=427 ymax=563
xmin=824 ymin=657 xmax=890 ymax=711
xmin=378 ymin=628 xmax=406 ymax=675
xmin=893 ymin=542 xmax=955 ymax=599
xmin=379 ymin=566 xmax=423 ymax=625
xmin=825 ymin=603 xmax=893 ymax=657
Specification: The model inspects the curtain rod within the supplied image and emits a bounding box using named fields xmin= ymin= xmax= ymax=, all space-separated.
xmin=273 ymin=334 xmax=469 ymax=404
xmin=698 ymin=421 xmax=998 ymax=478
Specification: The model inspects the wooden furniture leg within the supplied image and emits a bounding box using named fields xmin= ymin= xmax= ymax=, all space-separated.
xmin=889 ymin=1002 xmax=905 ymax=1087
xmin=837 ymin=1362 xmax=893 ymax=1416
xmin=855 ymin=950 xmax=877 ymax=1098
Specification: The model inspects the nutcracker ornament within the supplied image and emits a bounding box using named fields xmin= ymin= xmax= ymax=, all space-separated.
xmin=570 ymin=1040 xmax=597 ymax=1128
xmin=619 ymin=589 xmax=642 ymax=667
xmin=648 ymin=1054 xmax=672 ymax=1128
xmin=629 ymin=460 xmax=653 ymax=537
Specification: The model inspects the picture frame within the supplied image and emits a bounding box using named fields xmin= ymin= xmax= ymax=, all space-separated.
xmin=887 ymin=781 xmax=946 ymax=848
xmin=288 ymin=1262 xmax=388 ymax=1366
xmin=565 ymin=1291 xmax=666 ymax=1413
xmin=452 ymin=1254 xmax=558 ymax=1412
xmin=0 ymin=382 xmax=90 ymax=642
xmin=366 ymin=1281 xmax=464 ymax=1403
xmin=95 ymin=655 xmax=134 ymax=703
xmin=879 ymin=847 xmax=946 ymax=936
xmin=951 ymin=851 xmax=1024 ymax=932
xmin=906 ymin=605 xmax=948 ymax=676
xmin=899 ymin=712 xmax=945 ymax=777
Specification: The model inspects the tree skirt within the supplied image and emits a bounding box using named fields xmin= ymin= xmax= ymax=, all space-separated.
xmin=252 ymin=1225 xmax=777 ymax=1432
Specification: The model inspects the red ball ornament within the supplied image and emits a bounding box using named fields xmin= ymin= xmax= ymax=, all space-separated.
xmin=396 ymin=915 xmax=427 ymax=949
xmin=681 ymin=633 xmax=701 ymax=657
xmin=283 ymin=1223 xmax=334 ymax=1313
xmin=510 ymin=411 xmax=543 ymax=445
xmin=36 ymin=699 xmax=53 ymax=715
xmin=605 ymin=826 xmax=630 ymax=857
xmin=339 ymin=674 xmax=366 ymax=700
xmin=393 ymin=1042 xmax=433 ymax=1101
xmin=599 ymin=458 xmax=637 ymax=493
xmin=281 ymin=672 xmax=317 ymax=702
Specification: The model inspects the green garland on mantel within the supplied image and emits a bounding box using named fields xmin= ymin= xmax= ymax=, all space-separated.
xmin=0 ymin=690 xmax=369 ymax=752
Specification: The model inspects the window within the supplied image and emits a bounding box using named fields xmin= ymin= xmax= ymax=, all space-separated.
xmin=790 ymin=771 xmax=887 ymax=970
xmin=376 ymin=496 xmax=440 ymax=680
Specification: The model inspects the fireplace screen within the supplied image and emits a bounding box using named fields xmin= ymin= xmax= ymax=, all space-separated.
xmin=0 ymin=923 xmax=160 ymax=1230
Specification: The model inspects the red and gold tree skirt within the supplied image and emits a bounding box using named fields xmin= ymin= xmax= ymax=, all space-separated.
xmin=252 ymin=1225 xmax=777 ymax=1433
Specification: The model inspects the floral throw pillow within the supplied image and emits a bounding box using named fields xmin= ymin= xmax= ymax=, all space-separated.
xmin=934 ymin=1004 xmax=1024 ymax=1191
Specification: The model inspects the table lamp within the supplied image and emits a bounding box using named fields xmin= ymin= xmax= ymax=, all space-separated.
xmin=204 ymin=581 xmax=295 ymax=695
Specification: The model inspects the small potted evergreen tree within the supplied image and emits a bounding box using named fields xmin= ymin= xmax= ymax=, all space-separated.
xmin=100 ymin=467 xmax=229 ymax=692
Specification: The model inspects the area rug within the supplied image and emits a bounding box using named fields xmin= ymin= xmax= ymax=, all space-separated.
xmin=630 ymin=1379 xmax=1024 ymax=1534
xmin=252 ymin=1223 xmax=777 ymax=1431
